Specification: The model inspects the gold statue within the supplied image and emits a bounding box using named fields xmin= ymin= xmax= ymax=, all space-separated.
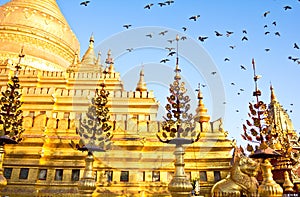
xmin=211 ymin=147 xmax=259 ymax=197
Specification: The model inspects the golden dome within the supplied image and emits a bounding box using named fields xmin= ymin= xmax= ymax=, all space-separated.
xmin=0 ymin=0 xmax=80 ymax=71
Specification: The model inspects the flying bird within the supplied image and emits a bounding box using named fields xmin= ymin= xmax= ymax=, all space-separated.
xmin=275 ymin=32 xmax=280 ymax=36
xmin=167 ymin=39 xmax=174 ymax=43
xmin=198 ymin=36 xmax=208 ymax=42
xmin=241 ymin=36 xmax=248 ymax=41
xmin=288 ymin=56 xmax=299 ymax=62
xmin=265 ymin=48 xmax=270 ymax=52
xmin=231 ymin=82 xmax=235 ymax=85
xmin=182 ymin=27 xmax=187 ymax=31
xmin=264 ymin=25 xmax=268 ymax=28
xmin=272 ymin=21 xmax=277 ymax=26
xmin=224 ymin=58 xmax=230 ymax=61
xmin=264 ymin=31 xmax=270 ymax=35
xmin=214 ymin=31 xmax=223 ymax=37
xmin=165 ymin=0 xmax=174 ymax=5
xmin=226 ymin=31 xmax=234 ymax=37
xmin=159 ymin=30 xmax=168 ymax=36
xmin=158 ymin=2 xmax=166 ymax=7
xmin=240 ymin=65 xmax=246 ymax=70
xmin=123 ymin=24 xmax=132 ymax=29
xmin=181 ymin=36 xmax=187 ymax=40
xmin=229 ymin=45 xmax=236 ymax=49
xmin=80 ymin=1 xmax=90 ymax=6
xmin=211 ymin=71 xmax=217 ymax=75
xmin=284 ymin=5 xmax=292 ymax=10
xmin=242 ymin=29 xmax=247 ymax=34
xmin=160 ymin=59 xmax=170 ymax=63
xmin=165 ymin=47 xmax=175 ymax=51
xmin=294 ymin=43 xmax=299 ymax=49
xmin=189 ymin=15 xmax=200 ymax=21
xmin=126 ymin=48 xmax=133 ymax=52
xmin=168 ymin=51 xmax=176 ymax=56
xmin=146 ymin=33 xmax=153 ymax=38
xmin=144 ymin=3 xmax=154 ymax=9
xmin=263 ymin=11 xmax=270 ymax=17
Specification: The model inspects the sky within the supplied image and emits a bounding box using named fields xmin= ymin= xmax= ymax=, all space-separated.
xmin=1 ymin=0 xmax=300 ymax=145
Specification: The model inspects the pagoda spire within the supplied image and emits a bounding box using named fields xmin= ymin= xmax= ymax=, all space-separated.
xmin=174 ymin=35 xmax=181 ymax=81
xmin=136 ymin=66 xmax=147 ymax=92
xmin=66 ymin=52 xmax=80 ymax=72
xmin=105 ymin=49 xmax=115 ymax=73
xmin=270 ymin=83 xmax=278 ymax=102
xmin=195 ymin=83 xmax=210 ymax=124
xmin=81 ymin=34 xmax=96 ymax=65
xmin=95 ymin=51 xmax=101 ymax=66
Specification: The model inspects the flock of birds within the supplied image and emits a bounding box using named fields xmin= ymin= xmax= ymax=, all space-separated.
xmin=78 ymin=1 xmax=299 ymax=123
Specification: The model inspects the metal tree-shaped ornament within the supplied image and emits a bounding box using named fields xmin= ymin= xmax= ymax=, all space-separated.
xmin=157 ymin=35 xmax=198 ymax=197
xmin=71 ymin=81 xmax=112 ymax=197
xmin=243 ymin=59 xmax=282 ymax=197
xmin=0 ymin=49 xmax=25 ymax=191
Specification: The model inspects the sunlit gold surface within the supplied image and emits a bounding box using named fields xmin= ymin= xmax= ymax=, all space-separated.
xmin=258 ymin=159 xmax=283 ymax=197
xmin=211 ymin=147 xmax=259 ymax=197
xmin=0 ymin=1 xmax=234 ymax=196
xmin=0 ymin=146 xmax=7 ymax=191
xmin=0 ymin=0 xmax=80 ymax=71
xmin=78 ymin=152 xmax=96 ymax=196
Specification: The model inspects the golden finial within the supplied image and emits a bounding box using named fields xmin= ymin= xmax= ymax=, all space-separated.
xmin=195 ymin=83 xmax=210 ymax=124
xmin=105 ymin=49 xmax=113 ymax=65
xmin=95 ymin=51 xmax=101 ymax=66
xmin=89 ymin=33 xmax=94 ymax=43
xmin=88 ymin=33 xmax=94 ymax=49
xmin=136 ymin=66 xmax=147 ymax=92
xmin=15 ymin=46 xmax=25 ymax=74
xmin=270 ymin=83 xmax=277 ymax=102
xmin=252 ymin=58 xmax=261 ymax=99
xmin=174 ymin=34 xmax=181 ymax=80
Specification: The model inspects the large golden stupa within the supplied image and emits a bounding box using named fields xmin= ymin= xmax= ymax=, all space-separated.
xmin=0 ymin=0 xmax=79 ymax=71
xmin=0 ymin=0 xmax=241 ymax=196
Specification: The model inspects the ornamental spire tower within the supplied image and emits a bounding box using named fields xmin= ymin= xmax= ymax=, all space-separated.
xmin=136 ymin=66 xmax=147 ymax=92
xmin=81 ymin=34 xmax=96 ymax=65
xmin=194 ymin=83 xmax=210 ymax=125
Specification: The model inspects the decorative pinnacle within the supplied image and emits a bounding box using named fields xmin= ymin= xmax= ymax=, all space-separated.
xmin=270 ymin=83 xmax=277 ymax=102
xmin=16 ymin=47 xmax=25 ymax=74
xmin=105 ymin=49 xmax=113 ymax=65
xmin=96 ymin=51 xmax=101 ymax=66
xmin=174 ymin=34 xmax=181 ymax=80
xmin=195 ymin=83 xmax=210 ymax=123
xmin=252 ymin=58 xmax=261 ymax=98
xmin=89 ymin=33 xmax=94 ymax=43
xmin=136 ymin=66 xmax=147 ymax=92
xmin=197 ymin=83 xmax=203 ymax=100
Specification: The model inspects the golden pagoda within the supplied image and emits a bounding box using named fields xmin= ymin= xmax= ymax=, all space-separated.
xmin=0 ymin=0 xmax=234 ymax=196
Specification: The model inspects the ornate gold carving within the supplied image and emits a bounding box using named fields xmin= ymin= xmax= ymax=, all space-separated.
xmin=211 ymin=147 xmax=259 ymax=197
